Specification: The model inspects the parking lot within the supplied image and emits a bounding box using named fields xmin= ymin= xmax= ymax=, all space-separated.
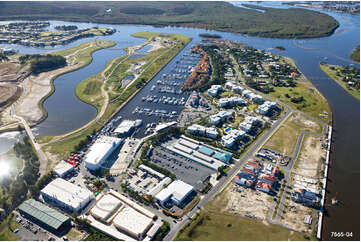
xmin=150 ymin=146 xmax=216 ymax=191
xmin=13 ymin=213 xmax=59 ymax=241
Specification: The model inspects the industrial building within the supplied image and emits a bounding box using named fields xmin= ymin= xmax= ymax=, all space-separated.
xmin=155 ymin=180 xmax=194 ymax=208
xmin=85 ymin=136 xmax=123 ymax=170
xmin=187 ymin=124 xmax=219 ymax=139
xmin=85 ymin=190 xmax=157 ymax=241
xmin=114 ymin=120 xmax=136 ymax=136
xmin=166 ymin=135 xmax=232 ymax=170
xmin=53 ymin=160 xmax=75 ymax=178
xmin=41 ymin=178 xmax=94 ymax=213
xmin=113 ymin=206 xmax=153 ymax=239
xmin=90 ymin=194 xmax=123 ymax=223
xmin=18 ymin=199 xmax=71 ymax=235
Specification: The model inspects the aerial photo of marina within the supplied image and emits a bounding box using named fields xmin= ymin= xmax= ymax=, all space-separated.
xmin=0 ymin=1 xmax=359 ymax=241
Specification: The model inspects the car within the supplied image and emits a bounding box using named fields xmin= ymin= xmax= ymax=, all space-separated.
xmin=13 ymin=229 xmax=19 ymax=233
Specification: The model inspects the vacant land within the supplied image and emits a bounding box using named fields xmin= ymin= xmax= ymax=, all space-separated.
xmin=294 ymin=134 xmax=325 ymax=175
xmin=320 ymin=63 xmax=360 ymax=100
xmin=264 ymin=113 xmax=322 ymax=156
xmin=0 ymin=213 xmax=19 ymax=241
xmin=0 ymin=2 xmax=339 ymax=39
xmin=175 ymin=210 xmax=307 ymax=241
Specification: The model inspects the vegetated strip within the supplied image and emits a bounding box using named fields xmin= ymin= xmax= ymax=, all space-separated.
xmin=319 ymin=62 xmax=360 ymax=100
xmin=46 ymin=32 xmax=191 ymax=157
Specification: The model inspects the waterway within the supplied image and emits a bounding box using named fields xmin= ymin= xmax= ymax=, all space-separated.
xmin=0 ymin=5 xmax=359 ymax=240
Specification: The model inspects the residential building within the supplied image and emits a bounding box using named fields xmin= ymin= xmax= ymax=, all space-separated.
xmin=209 ymin=111 xmax=232 ymax=125
xmin=207 ymin=85 xmax=222 ymax=97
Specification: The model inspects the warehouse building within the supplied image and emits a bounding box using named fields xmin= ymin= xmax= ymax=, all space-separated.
xmin=90 ymin=194 xmax=123 ymax=223
xmin=41 ymin=178 xmax=94 ymax=213
xmin=53 ymin=160 xmax=75 ymax=178
xmin=167 ymin=136 xmax=232 ymax=170
xmin=18 ymin=199 xmax=71 ymax=235
xmin=113 ymin=206 xmax=153 ymax=240
xmin=85 ymin=190 xmax=156 ymax=241
xmin=155 ymin=180 xmax=195 ymax=208
xmin=85 ymin=136 xmax=123 ymax=170
xmin=114 ymin=120 xmax=136 ymax=136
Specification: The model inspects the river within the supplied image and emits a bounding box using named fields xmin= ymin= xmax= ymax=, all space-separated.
xmin=0 ymin=4 xmax=359 ymax=240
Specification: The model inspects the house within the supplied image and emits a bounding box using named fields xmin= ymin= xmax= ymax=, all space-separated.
xmin=257 ymin=101 xmax=278 ymax=115
xmin=292 ymin=189 xmax=320 ymax=208
xmin=207 ymin=85 xmax=222 ymax=97
xmin=255 ymin=181 xmax=273 ymax=194
xmin=239 ymin=116 xmax=263 ymax=134
xmin=221 ymin=129 xmax=245 ymax=148
xmin=187 ymin=124 xmax=219 ymax=139
xmin=209 ymin=111 xmax=232 ymax=125
xmin=218 ymin=96 xmax=246 ymax=107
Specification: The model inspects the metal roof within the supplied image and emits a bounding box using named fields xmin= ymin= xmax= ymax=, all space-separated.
xmin=18 ymin=199 xmax=69 ymax=230
xmin=198 ymin=146 xmax=214 ymax=156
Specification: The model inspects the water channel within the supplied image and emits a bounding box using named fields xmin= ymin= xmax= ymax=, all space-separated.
xmin=0 ymin=4 xmax=359 ymax=240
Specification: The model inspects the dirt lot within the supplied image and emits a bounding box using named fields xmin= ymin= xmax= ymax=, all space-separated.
xmin=295 ymin=134 xmax=325 ymax=178
xmin=209 ymin=183 xmax=273 ymax=220
xmin=264 ymin=113 xmax=322 ymax=156
xmin=280 ymin=198 xmax=315 ymax=234
xmin=0 ymin=84 xmax=19 ymax=110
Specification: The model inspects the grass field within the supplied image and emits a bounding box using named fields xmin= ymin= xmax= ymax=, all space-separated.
xmin=268 ymin=80 xmax=331 ymax=124
xmin=0 ymin=213 xmax=19 ymax=241
xmin=319 ymin=63 xmax=360 ymax=100
xmin=175 ymin=210 xmax=307 ymax=241
xmin=264 ymin=113 xmax=322 ymax=156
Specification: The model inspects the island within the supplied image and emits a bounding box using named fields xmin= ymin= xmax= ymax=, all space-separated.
xmin=274 ymin=46 xmax=286 ymax=51
xmin=320 ymin=62 xmax=360 ymax=99
xmin=0 ymin=1 xmax=339 ymax=39
xmin=0 ymin=21 xmax=115 ymax=47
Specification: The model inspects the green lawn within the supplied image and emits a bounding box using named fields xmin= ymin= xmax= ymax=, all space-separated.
xmin=350 ymin=45 xmax=360 ymax=62
xmin=320 ymin=63 xmax=360 ymax=100
xmin=175 ymin=211 xmax=307 ymax=241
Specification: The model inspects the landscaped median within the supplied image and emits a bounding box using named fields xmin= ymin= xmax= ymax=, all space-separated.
xmin=40 ymin=32 xmax=191 ymax=159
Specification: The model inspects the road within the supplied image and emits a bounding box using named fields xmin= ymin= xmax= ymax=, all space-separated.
xmin=164 ymin=104 xmax=292 ymax=240
xmin=166 ymin=55 xmax=330 ymax=240
xmin=14 ymin=114 xmax=48 ymax=175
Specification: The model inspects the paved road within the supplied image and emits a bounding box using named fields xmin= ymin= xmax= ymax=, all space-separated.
xmin=164 ymin=104 xmax=292 ymax=240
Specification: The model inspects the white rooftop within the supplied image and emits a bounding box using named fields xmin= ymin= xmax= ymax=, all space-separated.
xmin=41 ymin=178 xmax=93 ymax=210
xmin=53 ymin=160 xmax=74 ymax=176
xmin=85 ymin=136 xmax=122 ymax=166
xmin=155 ymin=180 xmax=194 ymax=204
xmin=113 ymin=206 xmax=153 ymax=238
xmin=114 ymin=120 xmax=135 ymax=134
xmin=91 ymin=194 xmax=123 ymax=221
